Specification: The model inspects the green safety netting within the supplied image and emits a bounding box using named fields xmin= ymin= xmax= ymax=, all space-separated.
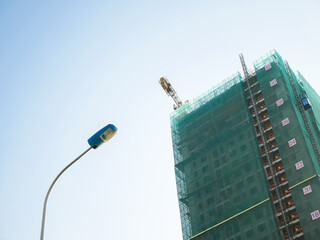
xmin=170 ymin=50 xmax=320 ymax=240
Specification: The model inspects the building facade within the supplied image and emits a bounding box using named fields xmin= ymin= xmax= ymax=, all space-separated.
xmin=170 ymin=50 xmax=320 ymax=240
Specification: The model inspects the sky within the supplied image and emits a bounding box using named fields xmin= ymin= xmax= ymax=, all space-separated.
xmin=1 ymin=1 xmax=320 ymax=240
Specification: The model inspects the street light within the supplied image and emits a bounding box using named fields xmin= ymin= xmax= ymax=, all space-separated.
xmin=40 ymin=124 xmax=117 ymax=240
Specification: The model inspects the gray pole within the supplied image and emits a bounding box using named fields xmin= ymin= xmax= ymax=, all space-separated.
xmin=40 ymin=146 xmax=92 ymax=240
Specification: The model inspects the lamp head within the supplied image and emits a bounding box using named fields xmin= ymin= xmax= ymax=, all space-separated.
xmin=88 ymin=124 xmax=117 ymax=149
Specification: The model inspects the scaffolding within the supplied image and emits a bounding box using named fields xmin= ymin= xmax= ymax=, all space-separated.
xmin=170 ymin=50 xmax=320 ymax=240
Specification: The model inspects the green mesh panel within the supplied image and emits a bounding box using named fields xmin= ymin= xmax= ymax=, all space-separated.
xmin=296 ymin=71 xmax=320 ymax=130
xmin=296 ymin=71 xmax=320 ymax=159
xmin=254 ymin=50 xmax=320 ymax=239
xmin=171 ymin=74 xmax=281 ymax=240
xmin=193 ymin=203 xmax=281 ymax=240
xmin=170 ymin=50 xmax=320 ymax=240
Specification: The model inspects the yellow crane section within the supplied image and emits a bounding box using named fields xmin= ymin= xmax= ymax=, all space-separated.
xmin=159 ymin=77 xmax=183 ymax=110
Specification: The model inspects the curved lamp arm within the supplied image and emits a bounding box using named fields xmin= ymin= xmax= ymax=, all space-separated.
xmin=40 ymin=124 xmax=117 ymax=240
xmin=40 ymin=146 xmax=92 ymax=240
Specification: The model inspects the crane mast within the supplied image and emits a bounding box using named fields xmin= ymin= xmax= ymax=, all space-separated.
xmin=159 ymin=77 xmax=183 ymax=110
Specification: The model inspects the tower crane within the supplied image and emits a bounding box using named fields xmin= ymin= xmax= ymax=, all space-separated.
xmin=159 ymin=77 xmax=183 ymax=110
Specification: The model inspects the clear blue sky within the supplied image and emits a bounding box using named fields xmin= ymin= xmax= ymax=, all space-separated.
xmin=1 ymin=1 xmax=320 ymax=240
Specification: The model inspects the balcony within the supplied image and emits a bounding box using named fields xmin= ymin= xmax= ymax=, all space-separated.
xmin=267 ymin=169 xmax=285 ymax=180
xmin=247 ymin=90 xmax=262 ymax=99
xmin=244 ymin=81 xmax=259 ymax=91
xmin=264 ymin=158 xmax=282 ymax=169
xmin=271 ymin=181 xmax=289 ymax=191
xmin=293 ymin=232 xmax=304 ymax=239
xmin=273 ymin=193 xmax=292 ymax=204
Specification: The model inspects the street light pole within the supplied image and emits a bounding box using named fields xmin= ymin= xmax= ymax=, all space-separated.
xmin=40 ymin=146 xmax=92 ymax=240
xmin=40 ymin=124 xmax=117 ymax=240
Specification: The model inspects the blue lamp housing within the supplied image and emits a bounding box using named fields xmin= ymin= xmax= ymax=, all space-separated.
xmin=88 ymin=124 xmax=117 ymax=149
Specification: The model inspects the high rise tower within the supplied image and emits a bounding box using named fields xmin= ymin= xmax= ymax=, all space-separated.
xmin=170 ymin=50 xmax=320 ymax=240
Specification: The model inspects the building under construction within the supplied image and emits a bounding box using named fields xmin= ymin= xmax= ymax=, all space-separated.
xmin=167 ymin=50 xmax=320 ymax=240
